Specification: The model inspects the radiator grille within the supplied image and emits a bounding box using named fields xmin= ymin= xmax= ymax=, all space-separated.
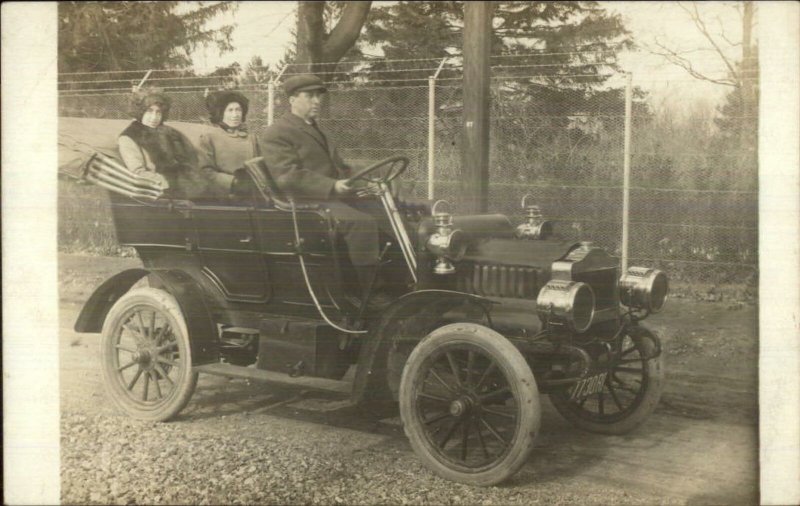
xmin=456 ymin=264 xmax=540 ymax=299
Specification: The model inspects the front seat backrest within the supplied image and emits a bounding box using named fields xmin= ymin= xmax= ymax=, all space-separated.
xmin=243 ymin=156 xmax=293 ymax=210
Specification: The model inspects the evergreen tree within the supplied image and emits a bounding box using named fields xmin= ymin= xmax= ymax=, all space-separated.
xmin=333 ymin=1 xmax=643 ymax=184
xmin=58 ymin=1 xmax=238 ymax=73
xmin=354 ymin=1 xmax=631 ymax=93
xmin=241 ymin=56 xmax=273 ymax=87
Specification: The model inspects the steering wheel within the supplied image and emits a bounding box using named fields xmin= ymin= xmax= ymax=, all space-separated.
xmin=345 ymin=155 xmax=409 ymax=185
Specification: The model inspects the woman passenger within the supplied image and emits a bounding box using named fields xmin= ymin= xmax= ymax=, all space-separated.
xmin=117 ymin=89 xmax=209 ymax=199
xmin=198 ymin=90 xmax=262 ymax=197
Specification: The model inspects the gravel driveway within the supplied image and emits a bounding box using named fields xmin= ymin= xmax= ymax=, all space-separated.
xmin=59 ymin=254 xmax=758 ymax=505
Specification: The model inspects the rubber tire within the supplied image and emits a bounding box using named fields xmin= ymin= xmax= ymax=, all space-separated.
xmin=549 ymin=327 xmax=664 ymax=435
xmin=101 ymin=287 xmax=198 ymax=421
xmin=399 ymin=323 xmax=541 ymax=486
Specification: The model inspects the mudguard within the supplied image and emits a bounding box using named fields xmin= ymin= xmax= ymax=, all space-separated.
xmin=351 ymin=290 xmax=495 ymax=405
xmin=74 ymin=268 xmax=219 ymax=365
xmin=74 ymin=268 xmax=150 ymax=333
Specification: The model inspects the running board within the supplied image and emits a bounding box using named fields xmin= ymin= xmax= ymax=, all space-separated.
xmin=194 ymin=363 xmax=352 ymax=395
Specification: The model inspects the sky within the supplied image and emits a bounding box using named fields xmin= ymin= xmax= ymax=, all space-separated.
xmin=190 ymin=1 xmax=753 ymax=113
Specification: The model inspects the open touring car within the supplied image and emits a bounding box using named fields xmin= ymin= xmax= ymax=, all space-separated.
xmin=66 ymin=118 xmax=668 ymax=485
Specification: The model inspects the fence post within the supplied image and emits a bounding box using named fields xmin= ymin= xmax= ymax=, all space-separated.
xmin=428 ymin=77 xmax=436 ymax=199
xmin=428 ymin=58 xmax=447 ymax=200
xmin=268 ymin=65 xmax=288 ymax=127
xmin=133 ymin=69 xmax=153 ymax=93
xmin=267 ymin=81 xmax=275 ymax=126
xmin=621 ymin=72 xmax=633 ymax=272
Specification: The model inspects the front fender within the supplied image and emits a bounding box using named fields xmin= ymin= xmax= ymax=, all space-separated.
xmin=351 ymin=290 xmax=495 ymax=405
xmin=74 ymin=268 xmax=219 ymax=365
xmin=74 ymin=268 xmax=149 ymax=333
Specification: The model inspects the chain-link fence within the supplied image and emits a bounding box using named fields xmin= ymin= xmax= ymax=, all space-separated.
xmin=58 ymin=63 xmax=758 ymax=287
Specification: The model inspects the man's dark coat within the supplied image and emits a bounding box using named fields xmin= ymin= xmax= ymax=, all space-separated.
xmin=259 ymin=112 xmax=352 ymax=200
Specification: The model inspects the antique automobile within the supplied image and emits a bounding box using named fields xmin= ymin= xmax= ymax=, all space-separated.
xmin=66 ymin=119 xmax=667 ymax=486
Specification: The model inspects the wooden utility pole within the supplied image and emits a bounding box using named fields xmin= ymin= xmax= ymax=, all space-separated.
xmin=461 ymin=2 xmax=493 ymax=213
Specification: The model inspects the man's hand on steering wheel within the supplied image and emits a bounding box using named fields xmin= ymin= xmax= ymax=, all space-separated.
xmin=333 ymin=179 xmax=381 ymax=197
xmin=333 ymin=179 xmax=355 ymax=195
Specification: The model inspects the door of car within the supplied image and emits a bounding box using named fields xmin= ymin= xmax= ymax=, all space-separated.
xmin=192 ymin=204 xmax=270 ymax=302
xmin=251 ymin=207 xmax=340 ymax=308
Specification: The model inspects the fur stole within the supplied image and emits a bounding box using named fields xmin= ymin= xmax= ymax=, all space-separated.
xmin=120 ymin=121 xmax=209 ymax=199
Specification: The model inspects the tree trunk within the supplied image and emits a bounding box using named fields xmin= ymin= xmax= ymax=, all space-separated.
xmin=295 ymin=1 xmax=372 ymax=77
xmin=296 ymin=2 xmax=325 ymax=74
xmin=740 ymin=1 xmax=755 ymax=155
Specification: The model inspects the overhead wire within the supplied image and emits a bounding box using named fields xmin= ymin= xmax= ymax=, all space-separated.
xmin=260 ymin=9 xmax=295 ymax=39
xmin=58 ymin=68 xmax=750 ymax=90
xmin=57 ymin=47 xmax=653 ymax=78
xmin=59 ymin=67 xmax=639 ymax=92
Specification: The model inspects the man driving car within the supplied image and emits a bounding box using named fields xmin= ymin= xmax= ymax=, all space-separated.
xmin=260 ymin=74 xmax=393 ymax=305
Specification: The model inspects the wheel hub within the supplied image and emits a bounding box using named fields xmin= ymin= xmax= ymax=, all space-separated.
xmin=132 ymin=349 xmax=152 ymax=366
xmin=449 ymin=396 xmax=474 ymax=418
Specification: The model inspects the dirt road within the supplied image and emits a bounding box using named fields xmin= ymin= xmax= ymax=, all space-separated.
xmin=59 ymin=254 xmax=758 ymax=504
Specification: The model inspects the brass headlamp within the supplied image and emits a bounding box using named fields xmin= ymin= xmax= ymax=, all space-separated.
xmin=536 ymin=279 xmax=595 ymax=333
xmin=515 ymin=194 xmax=553 ymax=240
xmin=426 ymin=200 xmax=467 ymax=275
xmin=619 ymin=266 xmax=668 ymax=313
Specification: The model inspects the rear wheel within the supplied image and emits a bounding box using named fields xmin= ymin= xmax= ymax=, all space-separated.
xmin=549 ymin=326 xmax=664 ymax=434
xmin=100 ymin=287 xmax=198 ymax=421
xmin=399 ymin=323 xmax=540 ymax=486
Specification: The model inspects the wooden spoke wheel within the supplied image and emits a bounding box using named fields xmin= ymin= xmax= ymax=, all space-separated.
xmin=100 ymin=288 xmax=198 ymax=421
xmin=399 ymin=323 xmax=540 ymax=486
xmin=550 ymin=326 xmax=664 ymax=435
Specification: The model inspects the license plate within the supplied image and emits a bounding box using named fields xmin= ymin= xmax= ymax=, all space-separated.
xmin=569 ymin=372 xmax=608 ymax=400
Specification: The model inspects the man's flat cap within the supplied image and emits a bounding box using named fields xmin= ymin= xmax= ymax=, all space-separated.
xmin=283 ymin=74 xmax=327 ymax=96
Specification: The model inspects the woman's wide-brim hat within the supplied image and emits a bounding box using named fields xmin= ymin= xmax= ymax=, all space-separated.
xmin=129 ymin=88 xmax=171 ymax=122
xmin=205 ymin=90 xmax=250 ymax=124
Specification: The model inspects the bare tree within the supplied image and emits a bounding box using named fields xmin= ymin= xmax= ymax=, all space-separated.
xmin=648 ymin=1 xmax=755 ymax=89
xmin=294 ymin=1 xmax=372 ymax=76
xmin=646 ymin=1 xmax=757 ymax=148
xmin=738 ymin=2 xmax=756 ymax=123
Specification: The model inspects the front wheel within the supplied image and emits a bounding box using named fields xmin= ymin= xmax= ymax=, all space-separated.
xmin=549 ymin=326 xmax=664 ymax=435
xmin=100 ymin=287 xmax=198 ymax=421
xmin=399 ymin=323 xmax=540 ymax=486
